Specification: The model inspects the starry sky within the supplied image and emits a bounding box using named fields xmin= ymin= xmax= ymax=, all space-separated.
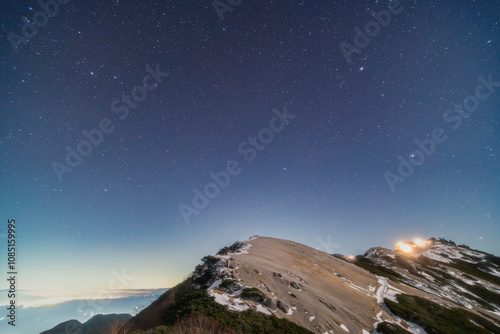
xmin=1 ymin=0 xmax=499 ymax=294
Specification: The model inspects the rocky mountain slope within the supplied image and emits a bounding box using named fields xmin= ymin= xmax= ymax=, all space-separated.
xmin=43 ymin=236 xmax=500 ymax=334
xmin=117 ymin=236 xmax=500 ymax=333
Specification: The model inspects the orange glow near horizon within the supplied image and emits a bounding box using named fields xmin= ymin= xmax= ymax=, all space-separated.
xmin=414 ymin=238 xmax=426 ymax=246
xmin=395 ymin=242 xmax=413 ymax=252
xmin=395 ymin=238 xmax=429 ymax=252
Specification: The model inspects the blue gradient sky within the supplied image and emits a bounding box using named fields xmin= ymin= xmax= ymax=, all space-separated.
xmin=1 ymin=0 xmax=499 ymax=295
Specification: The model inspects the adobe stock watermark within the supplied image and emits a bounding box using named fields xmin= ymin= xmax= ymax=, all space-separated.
xmin=65 ymin=268 xmax=134 ymax=333
xmin=74 ymin=268 xmax=135 ymax=318
xmin=8 ymin=0 xmax=71 ymax=54
xmin=385 ymin=73 xmax=499 ymax=192
xmin=316 ymin=235 xmax=341 ymax=254
xmin=340 ymin=0 xmax=403 ymax=64
xmin=179 ymin=105 xmax=296 ymax=224
xmin=51 ymin=64 xmax=169 ymax=182
xmin=212 ymin=0 xmax=243 ymax=21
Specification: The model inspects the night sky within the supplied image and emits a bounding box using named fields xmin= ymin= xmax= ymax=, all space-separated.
xmin=1 ymin=0 xmax=499 ymax=294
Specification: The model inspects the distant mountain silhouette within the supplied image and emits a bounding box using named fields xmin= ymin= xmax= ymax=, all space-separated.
xmin=40 ymin=313 xmax=131 ymax=334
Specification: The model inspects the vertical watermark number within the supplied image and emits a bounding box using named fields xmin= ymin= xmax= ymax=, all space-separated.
xmin=6 ymin=219 xmax=17 ymax=327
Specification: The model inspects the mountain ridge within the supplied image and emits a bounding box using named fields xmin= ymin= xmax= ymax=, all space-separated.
xmin=43 ymin=236 xmax=500 ymax=334
xmin=40 ymin=313 xmax=132 ymax=334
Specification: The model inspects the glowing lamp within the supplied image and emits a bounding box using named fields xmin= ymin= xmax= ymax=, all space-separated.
xmin=414 ymin=238 xmax=426 ymax=246
xmin=396 ymin=242 xmax=412 ymax=252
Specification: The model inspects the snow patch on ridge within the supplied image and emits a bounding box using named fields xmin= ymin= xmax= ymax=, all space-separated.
xmin=255 ymin=304 xmax=272 ymax=315
xmin=208 ymin=290 xmax=250 ymax=312
xmin=215 ymin=242 xmax=253 ymax=260
xmin=376 ymin=277 xmax=388 ymax=304
xmin=207 ymin=239 xmax=273 ymax=317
